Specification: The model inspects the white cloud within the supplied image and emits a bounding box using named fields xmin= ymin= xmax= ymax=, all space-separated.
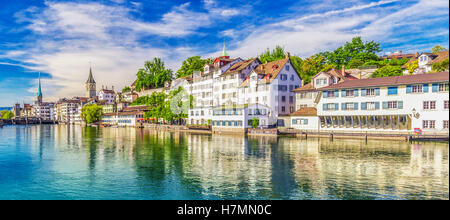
xmin=218 ymin=0 xmax=448 ymax=59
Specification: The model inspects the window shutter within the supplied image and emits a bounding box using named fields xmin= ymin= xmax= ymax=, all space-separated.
xmin=335 ymin=103 xmax=339 ymax=110
xmin=406 ymin=85 xmax=412 ymax=93
xmin=341 ymin=90 xmax=346 ymax=97
xmin=382 ymin=101 xmax=388 ymax=109
xmin=323 ymin=104 xmax=327 ymax=111
xmin=432 ymin=84 xmax=439 ymax=92
xmin=375 ymin=102 xmax=380 ymax=110
xmin=354 ymin=89 xmax=359 ymax=97
xmin=335 ymin=90 xmax=339 ymax=97
xmin=361 ymin=102 xmax=367 ymax=110
xmin=398 ymin=101 xmax=403 ymax=109
xmin=361 ymin=89 xmax=367 ymax=96
xmin=304 ymin=119 xmax=308 ymax=124
xmin=323 ymin=91 xmax=328 ymax=98
xmin=292 ymin=119 xmax=296 ymax=125
xmin=342 ymin=103 xmax=346 ymax=110
xmin=354 ymin=103 xmax=358 ymax=110
xmin=423 ymin=84 xmax=429 ymax=93
xmin=375 ymin=88 xmax=380 ymax=96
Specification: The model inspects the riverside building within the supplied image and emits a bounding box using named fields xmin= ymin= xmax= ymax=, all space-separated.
xmin=317 ymin=72 xmax=449 ymax=134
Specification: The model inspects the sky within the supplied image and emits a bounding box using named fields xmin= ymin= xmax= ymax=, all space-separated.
xmin=0 ymin=0 xmax=448 ymax=107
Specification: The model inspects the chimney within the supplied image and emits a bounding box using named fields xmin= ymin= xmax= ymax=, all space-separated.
xmin=301 ymin=80 xmax=304 ymax=87
xmin=102 ymin=85 xmax=104 ymax=89
xmin=112 ymin=86 xmax=114 ymax=91
xmin=342 ymin=65 xmax=345 ymax=75
xmin=358 ymin=72 xmax=362 ymax=80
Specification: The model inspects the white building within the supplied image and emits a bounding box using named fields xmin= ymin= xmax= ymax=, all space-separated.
xmin=402 ymin=51 xmax=449 ymax=74
xmin=293 ymin=67 xmax=358 ymax=110
xmin=211 ymin=104 xmax=272 ymax=133
xmin=33 ymin=102 xmax=55 ymax=120
xmin=317 ymin=72 xmax=449 ymax=134
xmin=289 ymin=107 xmax=319 ymax=131
xmin=98 ymin=87 xmax=116 ymax=105
xmin=187 ymin=46 xmax=242 ymax=126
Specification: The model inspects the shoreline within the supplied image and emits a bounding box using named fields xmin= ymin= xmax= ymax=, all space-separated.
xmin=2 ymin=123 xmax=448 ymax=142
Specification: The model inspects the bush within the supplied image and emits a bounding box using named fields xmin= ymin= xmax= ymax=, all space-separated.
xmin=251 ymin=118 xmax=259 ymax=129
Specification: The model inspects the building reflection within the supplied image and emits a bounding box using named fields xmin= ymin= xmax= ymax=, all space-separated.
xmin=15 ymin=125 xmax=447 ymax=200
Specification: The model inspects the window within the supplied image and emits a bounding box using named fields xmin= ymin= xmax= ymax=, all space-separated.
xmin=423 ymin=101 xmax=436 ymax=110
xmin=345 ymin=103 xmax=355 ymax=110
xmin=289 ymin=96 xmax=294 ymax=104
xmin=445 ymin=100 xmax=449 ymax=110
xmin=282 ymin=106 xmax=285 ymax=112
xmin=367 ymin=102 xmax=376 ymax=110
xmin=327 ymin=91 xmax=336 ymax=98
xmin=281 ymin=96 xmax=286 ymax=102
xmin=412 ymin=85 xmax=423 ymax=93
xmin=286 ymin=65 xmax=290 ymax=71
xmin=439 ymin=83 xmax=449 ymax=92
xmin=444 ymin=120 xmax=449 ymax=129
xmin=388 ymin=87 xmax=398 ymax=95
xmin=345 ymin=90 xmax=354 ymax=97
xmin=366 ymin=88 xmax=376 ymax=96
xmin=387 ymin=101 xmax=398 ymax=109
xmin=423 ymin=120 xmax=436 ymax=129
xmin=290 ymin=106 xmax=294 ymax=113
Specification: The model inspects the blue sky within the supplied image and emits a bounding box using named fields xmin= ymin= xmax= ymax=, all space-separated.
xmin=0 ymin=0 xmax=448 ymax=106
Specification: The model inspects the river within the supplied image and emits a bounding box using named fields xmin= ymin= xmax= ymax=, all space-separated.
xmin=0 ymin=125 xmax=448 ymax=200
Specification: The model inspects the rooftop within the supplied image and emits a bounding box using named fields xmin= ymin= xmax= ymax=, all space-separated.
xmin=319 ymin=71 xmax=449 ymax=90
xmin=290 ymin=107 xmax=317 ymax=116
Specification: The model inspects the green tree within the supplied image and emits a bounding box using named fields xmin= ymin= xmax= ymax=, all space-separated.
xmin=407 ymin=60 xmax=419 ymax=75
xmin=122 ymin=86 xmax=131 ymax=93
xmin=323 ymin=36 xmax=381 ymax=66
xmin=258 ymin=46 xmax=286 ymax=63
xmin=0 ymin=110 xmax=14 ymax=119
xmin=81 ymin=104 xmax=103 ymax=124
xmin=135 ymin=58 xmax=173 ymax=92
xmin=371 ymin=65 xmax=403 ymax=78
xmin=143 ymin=92 xmax=168 ymax=123
xmin=251 ymin=118 xmax=259 ymax=129
xmin=432 ymin=45 xmax=447 ymax=54
xmin=299 ymin=54 xmax=336 ymax=83
xmin=432 ymin=58 xmax=449 ymax=72
xmin=176 ymin=56 xmax=213 ymax=78
xmin=348 ymin=59 xmax=364 ymax=69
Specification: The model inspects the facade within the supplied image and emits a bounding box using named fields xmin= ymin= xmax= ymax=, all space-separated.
xmin=102 ymin=111 xmax=145 ymax=127
xmin=33 ymin=102 xmax=55 ymax=120
xmin=98 ymin=87 xmax=116 ymax=104
xmin=293 ymin=67 xmax=357 ymax=111
xmin=289 ymin=107 xmax=319 ymax=131
xmin=317 ymin=72 xmax=449 ymax=134
xmin=211 ymin=104 xmax=272 ymax=133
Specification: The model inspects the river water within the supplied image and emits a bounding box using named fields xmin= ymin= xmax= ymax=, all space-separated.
xmin=0 ymin=125 xmax=448 ymax=200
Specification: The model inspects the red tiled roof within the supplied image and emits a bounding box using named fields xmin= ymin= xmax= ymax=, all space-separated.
xmin=252 ymin=57 xmax=290 ymax=84
xmin=318 ymin=72 xmax=449 ymax=90
xmin=221 ymin=58 xmax=260 ymax=76
xmin=428 ymin=50 xmax=449 ymax=64
xmin=290 ymin=107 xmax=317 ymax=116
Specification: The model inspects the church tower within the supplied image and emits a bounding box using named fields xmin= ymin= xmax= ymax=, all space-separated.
xmin=86 ymin=67 xmax=96 ymax=98
xmin=37 ymin=73 xmax=42 ymax=104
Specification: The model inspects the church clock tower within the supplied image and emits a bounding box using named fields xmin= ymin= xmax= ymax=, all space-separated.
xmin=86 ymin=67 xmax=96 ymax=98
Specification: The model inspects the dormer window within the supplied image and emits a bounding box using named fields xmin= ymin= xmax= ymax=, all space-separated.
xmin=272 ymin=65 xmax=278 ymax=71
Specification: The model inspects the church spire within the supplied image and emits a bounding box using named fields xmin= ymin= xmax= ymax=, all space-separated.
xmin=221 ymin=41 xmax=229 ymax=57
xmin=86 ymin=66 xmax=96 ymax=84
xmin=37 ymin=72 xmax=42 ymax=104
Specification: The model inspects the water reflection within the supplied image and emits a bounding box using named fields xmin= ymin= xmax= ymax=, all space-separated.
xmin=0 ymin=125 xmax=448 ymax=200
